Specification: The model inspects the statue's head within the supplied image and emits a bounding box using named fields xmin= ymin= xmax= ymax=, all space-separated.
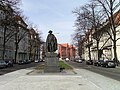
xmin=48 ymin=30 xmax=53 ymax=34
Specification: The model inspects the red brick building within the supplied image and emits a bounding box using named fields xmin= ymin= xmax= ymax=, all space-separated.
xmin=58 ymin=43 xmax=76 ymax=60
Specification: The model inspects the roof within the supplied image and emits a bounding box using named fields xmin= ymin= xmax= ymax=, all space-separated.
xmin=58 ymin=43 xmax=76 ymax=49
xmin=92 ymin=10 xmax=120 ymax=39
xmin=28 ymin=28 xmax=37 ymax=35
xmin=114 ymin=10 xmax=120 ymax=25
xmin=15 ymin=15 xmax=28 ymax=27
xmin=61 ymin=43 xmax=69 ymax=47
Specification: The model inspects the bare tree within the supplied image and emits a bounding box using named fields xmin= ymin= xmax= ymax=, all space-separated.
xmin=73 ymin=2 xmax=104 ymax=60
xmin=73 ymin=33 xmax=85 ymax=58
xmin=86 ymin=2 xmax=105 ymax=60
xmin=28 ymin=27 xmax=43 ymax=61
xmin=73 ymin=6 xmax=92 ymax=59
xmin=13 ymin=16 xmax=28 ymax=63
xmin=93 ymin=0 xmax=120 ymax=64
xmin=0 ymin=0 xmax=21 ymax=60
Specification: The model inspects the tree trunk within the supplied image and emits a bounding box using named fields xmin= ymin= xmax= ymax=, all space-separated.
xmin=2 ymin=40 xmax=5 ymax=61
xmin=88 ymin=46 xmax=91 ymax=60
xmin=14 ymin=32 xmax=18 ymax=63
xmin=29 ymin=46 xmax=32 ymax=60
xmin=113 ymin=40 xmax=118 ymax=65
xmin=78 ymin=45 xmax=82 ymax=58
xmin=97 ymin=40 xmax=99 ymax=60
xmin=14 ymin=43 xmax=18 ymax=63
xmin=2 ymin=26 xmax=7 ymax=61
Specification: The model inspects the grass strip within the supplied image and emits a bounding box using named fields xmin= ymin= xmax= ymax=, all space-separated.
xmin=34 ymin=61 xmax=72 ymax=70
xmin=59 ymin=61 xmax=72 ymax=70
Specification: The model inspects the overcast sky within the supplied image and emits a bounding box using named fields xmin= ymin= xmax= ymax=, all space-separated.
xmin=21 ymin=0 xmax=89 ymax=44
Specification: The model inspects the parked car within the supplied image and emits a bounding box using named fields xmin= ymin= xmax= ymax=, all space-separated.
xmin=65 ymin=58 xmax=69 ymax=62
xmin=93 ymin=60 xmax=99 ymax=66
xmin=81 ymin=59 xmax=85 ymax=61
xmin=39 ymin=59 xmax=44 ymax=62
xmin=86 ymin=60 xmax=93 ymax=65
xmin=0 ymin=60 xmax=7 ymax=68
xmin=27 ymin=59 xmax=32 ymax=63
xmin=102 ymin=60 xmax=116 ymax=68
xmin=99 ymin=60 xmax=105 ymax=66
xmin=74 ymin=58 xmax=79 ymax=62
xmin=5 ymin=60 xmax=13 ymax=67
xmin=34 ymin=59 xmax=40 ymax=63
xmin=93 ymin=60 xmax=103 ymax=66
xmin=75 ymin=58 xmax=83 ymax=63
xmin=24 ymin=59 xmax=30 ymax=64
xmin=72 ymin=58 xmax=76 ymax=62
xmin=18 ymin=60 xmax=25 ymax=65
xmin=42 ymin=59 xmax=45 ymax=62
xmin=77 ymin=59 xmax=83 ymax=63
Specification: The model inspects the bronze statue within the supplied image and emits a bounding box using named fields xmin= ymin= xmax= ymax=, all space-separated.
xmin=46 ymin=30 xmax=57 ymax=52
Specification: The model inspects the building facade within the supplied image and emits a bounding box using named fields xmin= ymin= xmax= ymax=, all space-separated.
xmin=0 ymin=8 xmax=15 ymax=61
xmin=82 ymin=10 xmax=120 ymax=63
xmin=0 ymin=5 xmax=42 ymax=63
xmin=28 ymin=28 xmax=41 ymax=61
xmin=14 ymin=16 xmax=29 ymax=62
xmin=58 ymin=43 xmax=76 ymax=60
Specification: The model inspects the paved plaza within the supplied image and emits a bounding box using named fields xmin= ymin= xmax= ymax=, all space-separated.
xmin=0 ymin=67 xmax=120 ymax=90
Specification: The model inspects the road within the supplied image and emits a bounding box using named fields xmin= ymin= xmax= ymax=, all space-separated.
xmin=67 ymin=60 xmax=120 ymax=81
xmin=1 ymin=60 xmax=120 ymax=82
xmin=0 ymin=62 xmax=43 ymax=75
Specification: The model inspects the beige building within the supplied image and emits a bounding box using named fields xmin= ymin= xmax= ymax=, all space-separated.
xmin=83 ymin=11 xmax=120 ymax=63
xmin=28 ymin=28 xmax=41 ymax=61
xmin=0 ymin=9 xmax=15 ymax=61
xmin=14 ymin=16 xmax=29 ymax=62
xmin=0 ymin=8 xmax=29 ymax=62
xmin=0 ymin=6 xmax=42 ymax=63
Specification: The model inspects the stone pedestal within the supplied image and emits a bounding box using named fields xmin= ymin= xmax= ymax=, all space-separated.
xmin=44 ymin=53 xmax=59 ymax=73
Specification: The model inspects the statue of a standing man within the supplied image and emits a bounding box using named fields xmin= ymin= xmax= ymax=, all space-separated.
xmin=46 ymin=30 xmax=57 ymax=52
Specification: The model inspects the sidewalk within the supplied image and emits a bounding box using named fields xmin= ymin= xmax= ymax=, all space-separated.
xmin=0 ymin=68 xmax=120 ymax=90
